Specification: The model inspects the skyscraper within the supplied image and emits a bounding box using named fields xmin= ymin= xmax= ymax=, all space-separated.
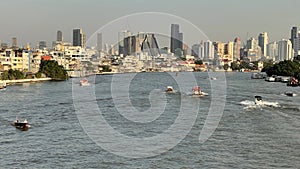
xmin=192 ymin=44 xmax=201 ymax=58
xmin=73 ymin=28 xmax=85 ymax=48
xmin=233 ymin=37 xmax=241 ymax=61
xmin=57 ymin=30 xmax=63 ymax=42
xmin=291 ymin=26 xmax=299 ymax=57
xmin=278 ymin=39 xmax=293 ymax=61
xmin=141 ymin=34 xmax=160 ymax=56
xmin=266 ymin=41 xmax=278 ymax=60
xmin=203 ymin=40 xmax=214 ymax=60
xmin=247 ymin=37 xmax=259 ymax=50
xmin=118 ymin=30 xmax=132 ymax=56
xmin=12 ymin=37 xmax=17 ymax=48
xmin=258 ymin=32 xmax=268 ymax=57
xmin=170 ymin=24 xmax=183 ymax=54
xmin=39 ymin=41 xmax=47 ymax=49
xmin=97 ymin=32 xmax=102 ymax=51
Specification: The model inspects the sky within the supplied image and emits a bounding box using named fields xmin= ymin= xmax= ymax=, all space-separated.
xmin=0 ymin=0 xmax=300 ymax=47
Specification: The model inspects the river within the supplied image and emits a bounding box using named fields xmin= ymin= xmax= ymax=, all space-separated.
xmin=0 ymin=72 xmax=299 ymax=168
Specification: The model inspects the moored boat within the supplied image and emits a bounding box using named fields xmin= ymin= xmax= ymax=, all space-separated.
xmin=0 ymin=80 xmax=7 ymax=89
xmin=265 ymin=76 xmax=276 ymax=82
xmin=251 ymin=72 xmax=267 ymax=79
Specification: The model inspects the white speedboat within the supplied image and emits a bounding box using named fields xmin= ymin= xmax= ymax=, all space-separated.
xmin=192 ymin=86 xmax=208 ymax=97
xmin=166 ymin=86 xmax=174 ymax=93
xmin=80 ymin=78 xmax=90 ymax=86
xmin=254 ymin=95 xmax=263 ymax=105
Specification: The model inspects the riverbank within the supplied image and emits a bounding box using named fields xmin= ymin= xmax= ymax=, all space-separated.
xmin=1 ymin=78 xmax=52 ymax=85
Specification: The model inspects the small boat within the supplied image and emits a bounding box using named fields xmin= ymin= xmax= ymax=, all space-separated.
xmin=284 ymin=92 xmax=297 ymax=97
xmin=0 ymin=80 xmax=7 ymax=89
xmin=251 ymin=72 xmax=267 ymax=79
xmin=254 ymin=95 xmax=263 ymax=105
xmin=210 ymin=77 xmax=217 ymax=80
xmin=80 ymin=78 xmax=90 ymax=86
xmin=287 ymin=77 xmax=299 ymax=87
xmin=265 ymin=76 xmax=276 ymax=82
xmin=166 ymin=86 xmax=174 ymax=93
xmin=192 ymin=86 xmax=208 ymax=97
xmin=11 ymin=118 xmax=30 ymax=130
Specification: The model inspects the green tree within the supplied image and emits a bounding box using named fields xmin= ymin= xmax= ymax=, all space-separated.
xmin=1 ymin=69 xmax=24 ymax=80
xmin=264 ymin=60 xmax=300 ymax=78
xmin=102 ymin=65 xmax=112 ymax=72
xmin=261 ymin=61 xmax=274 ymax=72
xmin=223 ymin=64 xmax=229 ymax=71
xmin=230 ymin=61 xmax=240 ymax=71
xmin=194 ymin=60 xmax=203 ymax=65
xmin=38 ymin=60 xmax=68 ymax=80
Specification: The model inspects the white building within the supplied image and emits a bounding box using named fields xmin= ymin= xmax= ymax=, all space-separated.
xmin=278 ymin=39 xmax=293 ymax=61
xmin=266 ymin=41 xmax=278 ymax=60
xmin=203 ymin=41 xmax=214 ymax=60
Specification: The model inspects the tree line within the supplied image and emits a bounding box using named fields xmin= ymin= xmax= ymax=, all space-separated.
xmin=1 ymin=60 xmax=69 ymax=80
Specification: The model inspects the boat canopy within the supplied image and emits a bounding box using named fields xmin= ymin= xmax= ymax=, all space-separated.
xmin=192 ymin=86 xmax=200 ymax=91
xmin=254 ymin=95 xmax=262 ymax=101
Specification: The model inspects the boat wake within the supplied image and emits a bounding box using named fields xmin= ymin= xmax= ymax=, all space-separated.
xmin=240 ymin=100 xmax=280 ymax=109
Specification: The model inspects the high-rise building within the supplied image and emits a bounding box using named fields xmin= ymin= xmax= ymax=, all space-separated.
xmin=170 ymin=24 xmax=183 ymax=54
xmin=258 ymin=32 xmax=268 ymax=57
xmin=192 ymin=44 xmax=201 ymax=58
xmin=123 ymin=33 xmax=149 ymax=56
xmin=203 ymin=40 xmax=214 ymax=60
xmin=141 ymin=34 xmax=160 ymax=56
xmin=246 ymin=37 xmax=262 ymax=61
xmin=266 ymin=41 xmax=278 ymax=60
xmin=291 ymin=26 xmax=299 ymax=57
xmin=247 ymin=37 xmax=258 ymax=50
xmin=118 ymin=30 xmax=132 ymax=56
xmin=97 ymin=32 xmax=102 ymax=51
xmin=39 ymin=41 xmax=47 ymax=49
xmin=12 ymin=37 xmax=17 ymax=48
xmin=57 ymin=30 xmax=63 ymax=42
xmin=178 ymin=32 xmax=183 ymax=52
xmin=233 ymin=37 xmax=241 ymax=61
xmin=73 ymin=28 xmax=85 ymax=48
xmin=278 ymin=39 xmax=293 ymax=61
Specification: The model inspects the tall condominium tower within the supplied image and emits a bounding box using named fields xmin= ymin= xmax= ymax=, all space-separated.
xmin=266 ymin=41 xmax=278 ymax=60
xmin=258 ymin=32 xmax=268 ymax=57
xmin=12 ymin=37 xmax=17 ymax=48
xmin=39 ymin=41 xmax=47 ymax=49
xmin=291 ymin=26 xmax=299 ymax=57
xmin=233 ymin=37 xmax=241 ymax=61
xmin=118 ymin=30 xmax=132 ymax=55
xmin=57 ymin=30 xmax=63 ymax=42
xmin=203 ymin=40 xmax=214 ymax=60
xmin=97 ymin=32 xmax=102 ymax=51
xmin=170 ymin=24 xmax=183 ymax=54
xmin=141 ymin=34 xmax=160 ymax=56
xmin=73 ymin=28 xmax=85 ymax=48
xmin=278 ymin=39 xmax=293 ymax=61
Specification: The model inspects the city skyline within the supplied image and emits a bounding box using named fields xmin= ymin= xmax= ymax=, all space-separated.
xmin=0 ymin=0 xmax=300 ymax=47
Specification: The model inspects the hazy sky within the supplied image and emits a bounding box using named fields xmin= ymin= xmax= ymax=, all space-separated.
xmin=1 ymin=0 xmax=300 ymax=47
